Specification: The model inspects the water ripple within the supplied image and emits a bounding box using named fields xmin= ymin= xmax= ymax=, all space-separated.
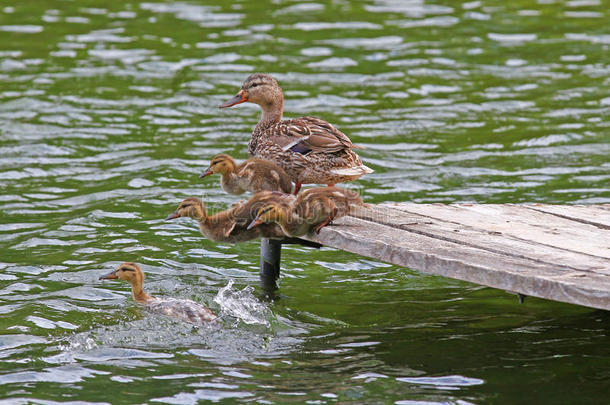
xmin=0 ymin=365 xmax=107 ymax=384
xmin=0 ymin=0 xmax=608 ymax=403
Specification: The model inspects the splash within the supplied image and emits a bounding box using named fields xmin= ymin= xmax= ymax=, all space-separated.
xmin=214 ymin=280 xmax=271 ymax=326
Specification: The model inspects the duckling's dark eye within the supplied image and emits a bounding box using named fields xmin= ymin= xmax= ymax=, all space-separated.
xmin=250 ymin=83 xmax=260 ymax=88
xmin=120 ymin=267 xmax=134 ymax=272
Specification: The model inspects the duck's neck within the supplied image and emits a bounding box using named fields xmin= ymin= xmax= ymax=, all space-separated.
xmin=196 ymin=215 xmax=213 ymax=237
xmin=220 ymin=172 xmax=242 ymax=194
xmin=250 ymin=100 xmax=283 ymax=156
xmin=192 ymin=207 xmax=208 ymax=224
xmin=131 ymin=284 xmax=152 ymax=303
xmin=256 ymin=96 xmax=284 ymax=130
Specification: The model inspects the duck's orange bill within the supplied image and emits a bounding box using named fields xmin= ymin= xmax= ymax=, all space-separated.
xmin=219 ymin=90 xmax=247 ymax=108
xmin=99 ymin=271 xmax=118 ymax=280
xmin=165 ymin=212 xmax=181 ymax=221
xmin=199 ymin=168 xmax=213 ymax=178
xmin=247 ymin=217 xmax=263 ymax=230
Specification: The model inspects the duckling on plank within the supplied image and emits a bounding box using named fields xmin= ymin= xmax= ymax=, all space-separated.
xmin=165 ymin=191 xmax=295 ymax=243
xmin=248 ymin=186 xmax=363 ymax=236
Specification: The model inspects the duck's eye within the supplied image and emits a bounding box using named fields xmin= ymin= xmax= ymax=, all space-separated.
xmin=250 ymin=83 xmax=260 ymax=88
xmin=120 ymin=267 xmax=134 ymax=272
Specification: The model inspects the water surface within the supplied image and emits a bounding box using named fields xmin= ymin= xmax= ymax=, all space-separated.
xmin=1 ymin=0 xmax=609 ymax=403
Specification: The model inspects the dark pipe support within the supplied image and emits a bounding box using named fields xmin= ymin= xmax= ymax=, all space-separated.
xmin=259 ymin=237 xmax=323 ymax=292
xmin=259 ymin=238 xmax=282 ymax=290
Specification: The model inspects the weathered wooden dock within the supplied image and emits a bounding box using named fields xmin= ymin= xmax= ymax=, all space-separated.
xmin=285 ymin=203 xmax=610 ymax=311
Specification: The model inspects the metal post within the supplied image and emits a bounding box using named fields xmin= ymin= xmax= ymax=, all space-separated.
xmin=259 ymin=238 xmax=282 ymax=290
xmin=258 ymin=237 xmax=321 ymax=292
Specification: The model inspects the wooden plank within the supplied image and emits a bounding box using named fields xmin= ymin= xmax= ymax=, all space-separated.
xmin=383 ymin=203 xmax=610 ymax=259
xmin=349 ymin=205 xmax=610 ymax=275
xmin=522 ymin=204 xmax=610 ymax=230
xmin=301 ymin=204 xmax=610 ymax=311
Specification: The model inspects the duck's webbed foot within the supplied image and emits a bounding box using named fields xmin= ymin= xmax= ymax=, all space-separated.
xmin=314 ymin=207 xmax=338 ymax=234
xmin=293 ymin=182 xmax=302 ymax=195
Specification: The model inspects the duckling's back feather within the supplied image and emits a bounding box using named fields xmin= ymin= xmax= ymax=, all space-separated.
xmin=148 ymin=297 xmax=217 ymax=325
xmin=237 ymin=158 xmax=293 ymax=194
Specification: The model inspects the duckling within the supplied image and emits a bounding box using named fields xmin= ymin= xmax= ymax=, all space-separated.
xmin=200 ymin=153 xmax=293 ymax=195
xmin=248 ymin=186 xmax=363 ymax=236
xmin=165 ymin=192 xmax=295 ymax=243
xmin=99 ymin=262 xmax=217 ymax=325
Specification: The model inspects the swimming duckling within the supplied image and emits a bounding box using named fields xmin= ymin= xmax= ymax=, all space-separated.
xmin=200 ymin=153 xmax=293 ymax=195
xmin=248 ymin=186 xmax=363 ymax=236
xmin=165 ymin=192 xmax=295 ymax=243
xmin=99 ymin=262 xmax=217 ymax=325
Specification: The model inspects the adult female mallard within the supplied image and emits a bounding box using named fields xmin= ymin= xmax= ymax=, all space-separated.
xmin=220 ymin=73 xmax=373 ymax=194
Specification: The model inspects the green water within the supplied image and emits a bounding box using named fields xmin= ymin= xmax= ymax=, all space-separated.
xmin=1 ymin=0 xmax=609 ymax=403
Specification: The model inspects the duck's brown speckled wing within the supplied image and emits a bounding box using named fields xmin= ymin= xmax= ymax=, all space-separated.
xmin=262 ymin=116 xmax=356 ymax=154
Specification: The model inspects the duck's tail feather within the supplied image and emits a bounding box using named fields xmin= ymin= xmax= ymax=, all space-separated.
xmin=330 ymin=165 xmax=374 ymax=176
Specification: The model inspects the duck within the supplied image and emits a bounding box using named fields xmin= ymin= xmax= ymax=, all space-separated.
xmin=247 ymin=186 xmax=364 ymax=236
xmin=99 ymin=262 xmax=217 ymax=325
xmin=220 ymin=73 xmax=373 ymax=194
xmin=165 ymin=192 xmax=295 ymax=243
xmin=200 ymin=153 xmax=293 ymax=195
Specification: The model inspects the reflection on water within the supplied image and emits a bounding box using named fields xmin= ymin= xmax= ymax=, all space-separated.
xmin=0 ymin=0 xmax=609 ymax=403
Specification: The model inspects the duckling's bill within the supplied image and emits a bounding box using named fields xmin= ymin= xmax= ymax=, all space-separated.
xmin=165 ymin=211 xmax=181 ymax=221
xmin=247 ymin=217 xmax=263 ymax=230
xmin=99 ymin=270 xmax=118 ymax=280
xmin=199 ymin=168 xmax=213 ymax=178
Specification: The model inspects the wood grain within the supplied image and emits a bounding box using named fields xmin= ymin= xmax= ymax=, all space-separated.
xmin=302 ymin=204 xmax=610 ymax=310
